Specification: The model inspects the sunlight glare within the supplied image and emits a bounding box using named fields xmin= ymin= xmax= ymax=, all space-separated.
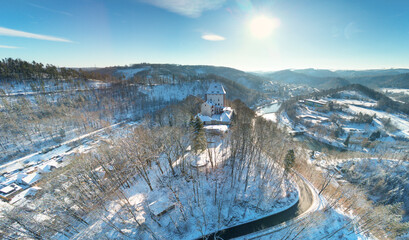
xmin=249 ymin=15 xmax=280 ymax=39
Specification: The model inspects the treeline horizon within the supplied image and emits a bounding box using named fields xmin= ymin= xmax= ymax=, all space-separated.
xmin=0 ymin=58 xmax=119 ymax=83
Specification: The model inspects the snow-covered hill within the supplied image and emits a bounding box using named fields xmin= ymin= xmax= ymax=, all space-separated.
xmin=271 ymin=87 xmax=409 ymax=154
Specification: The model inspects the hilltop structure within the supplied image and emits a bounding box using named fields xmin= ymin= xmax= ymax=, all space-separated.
xmin=197 ymin=83 xmax=233 ymax=125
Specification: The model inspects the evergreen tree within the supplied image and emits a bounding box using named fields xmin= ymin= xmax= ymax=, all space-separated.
xmin=284 ymin=149 xmax=295 ymax=174
xmin=59 ymin=128 xmax=66 ymax=139
xmin=190 ymin=116 xmax=207 ymax=154
xmin=344 ymin=134 xmax=351 ymax=147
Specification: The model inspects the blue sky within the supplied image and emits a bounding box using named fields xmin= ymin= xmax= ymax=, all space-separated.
xmin=1 ymin=0 xmax=409 ymax=71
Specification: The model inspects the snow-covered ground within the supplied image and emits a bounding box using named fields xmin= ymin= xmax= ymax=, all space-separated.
xmin=0 ymin=81 xmax=209 ymax=167
xmin=262 ymin=113 xmax=278 ymax=123
xmin=312 ymin=156 xmax=409 ymax=224
xmin=332 ymin=99 xmax=377 ymax=108
xmin=261 ymin=89 xmax=409 ymax=153
xmin=381 ymin=88 xmax=409 ymax=95
xmin=0 ymin=121 xmax=125 ymax=175
xmin=68 ymin=138 xmax=299 ymax=240
xmin=0 ymin=121 xmax=133 ymax=203
xmin=346 ymin=104 xmax=409 ymax=138
xmin=137 ymin=82 xmax=206 ymax=102
xmin=0 ymin=78 xmax=110 ymax=96
xmin=117 ymin=67 xmax=150 ymax=79
xmin=256 ymin=101 xmax=281 ymax=123
xmin=249 ymin=208 xmax=371 ymax=240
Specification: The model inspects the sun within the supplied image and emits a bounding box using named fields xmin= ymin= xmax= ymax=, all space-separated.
xmin=249 ymin=15 xmax=280 ymax=39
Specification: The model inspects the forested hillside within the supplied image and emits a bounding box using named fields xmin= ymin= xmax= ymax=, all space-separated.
xmin=0 ymin=59 xmax=265 ymax=165
xmin=90 ymin=63 xmax=268 ymax=91
xmin=0 ymin=58 xmax=118 ymax=83
xmin=259 ymin=68 xmax=409 ymax=90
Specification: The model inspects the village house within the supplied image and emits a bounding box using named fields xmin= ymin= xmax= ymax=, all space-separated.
xmin=304 ymin=99 xmax=328 ymax=108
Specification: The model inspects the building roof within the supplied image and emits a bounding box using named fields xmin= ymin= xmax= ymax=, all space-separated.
xmin=203 ymin=100 xmax=215 ymax=106
xmin=39 ymin=164 xmax=56 ymax=173
xmin=220 ymin=112 xmax=232 ymax=122
xmin=197 ymin=114 xmax=212 ymax=122
xmin=149 ymin=198 xmax=175 ymax=217
xmin=22 ymin=172 xmax=42 ymax=185
xmin=0 ymin=185 xmax=15 ymax=194
xmin=305 ymin=99 xmax=328 ymax=105
xmin=207 ymin=83 xmax=226 ymax=95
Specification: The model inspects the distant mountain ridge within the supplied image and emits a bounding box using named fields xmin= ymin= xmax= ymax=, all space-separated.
xmin=3 ymin=58 xmax=409 ymax=91
xmin=68 ymin=63 xmax=409 ymax=90
xmin=259 ymin=68 xmax=409 ymax=89
xmin=90 ymin=63 xmax=267 ymax=91
xmin=92 ymin=64 xmax=409 ymax=91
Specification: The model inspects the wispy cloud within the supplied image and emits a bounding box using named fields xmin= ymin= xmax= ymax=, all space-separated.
xmin=0 ymin=27 xmax=72 ymax=43
xmin=201 ymin=34 xmax=225 ymax=41
xmin=27 ymin=2 xmax=73 ymax=17
xmin=344 ymin=22 xmax=361 ymax=39
xmin=140 ymin=0 xmax=226 ymax=18
xmin=0 ymin=45 xmax=19 ymax=49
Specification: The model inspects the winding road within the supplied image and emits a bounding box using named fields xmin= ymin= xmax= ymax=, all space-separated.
xmin=201 ymin=171 xmax=325 ymax=240
xmin=197 ymin=104 xmax=326 ymax=240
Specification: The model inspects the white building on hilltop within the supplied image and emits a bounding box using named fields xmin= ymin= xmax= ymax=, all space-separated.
xmin=197 ymin=83 xmax=233 ymax=125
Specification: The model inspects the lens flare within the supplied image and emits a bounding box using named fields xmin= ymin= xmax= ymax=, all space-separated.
xmin=249 ymin=15 xmax=280 ymax=39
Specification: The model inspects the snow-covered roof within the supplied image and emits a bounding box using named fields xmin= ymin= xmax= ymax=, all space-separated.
xmin=197 ymin=114 xmax=212 ymax=122
xmin=197 ymin=108 xmax=232 ymax=124
xmin=0 ymin=185 xmax=15 ymax=194
xmin=220 ymin=112 xmax=232 ymax=122
xmin=204 ymin=125 xmax=229 ymax=133
xmin=1 ymin=177 xmax=16 ymax=186
xmin=305 ymin=99 xmax=328 ymax=105
xmin=16 ymin=173 xmax=28 ymax=184
xmin=10 ymin=187 xmax=41 ymax=204
xmin=202 ymin=100 xmax=215 ymax=106
xmin=39 ymin=164 xmax=56 ymax=173
xmin=149 ymin=198 xmax=175 ymax=216
xmin=22 ymin=172 xmax=42 ymax=185
xmin=220 ymin=108 xmax=233 ymax=122
xmin=207 ymin=83 xmax=226 ymax=95
xmin=0 ymin=176 xmax=6 ymax=183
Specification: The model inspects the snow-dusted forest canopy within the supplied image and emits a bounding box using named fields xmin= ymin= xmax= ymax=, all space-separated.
xmin=1 ymin=59 xmax=409 ymax=239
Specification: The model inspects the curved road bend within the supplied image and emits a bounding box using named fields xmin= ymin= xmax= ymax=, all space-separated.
xmin=200 ymin=172 xmax=322 ymax=240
